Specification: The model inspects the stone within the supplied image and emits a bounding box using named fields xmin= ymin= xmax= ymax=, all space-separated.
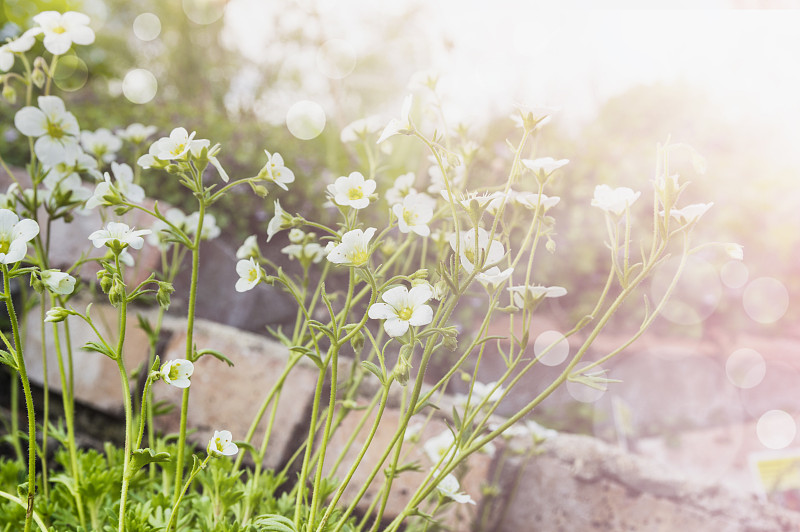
xmin=152 ymin=317 xmax=318 ymax=469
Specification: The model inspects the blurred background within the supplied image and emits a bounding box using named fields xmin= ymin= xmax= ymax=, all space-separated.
xmin=2 ymin=0 xmax=799 ymax=501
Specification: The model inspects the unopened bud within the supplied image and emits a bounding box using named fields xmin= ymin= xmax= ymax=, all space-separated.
xmin=108 ymin=276 xmax=126 ymax=306
xmin=156 ymin=281 xmax=174 ymax=310
xmin=97 ymin=270 xmax=113 ymax=293
xmin=31 ymin=68 xmax=46 ymax=89
xmin=44 ymin=307 xmax=71 ymax=323
xmin=349 ymin=329 xmax=365 ymax=354
xmin=2 ymin=84 xmax=16 ymax=104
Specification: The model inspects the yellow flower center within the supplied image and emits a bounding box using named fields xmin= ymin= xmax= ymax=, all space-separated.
xmin=397 ymin=307 xmax=413 ymax=321
xmin=0 ymin=235 xmax=9 ymax=254
xmin=52 ymin=26 xmax=67 ymax=34
xmin=349 ymin=249 xmax=368 ymax=266
xmin=46 ymin=121 xmax=65 ymax=139
xmin=248 ymin=269 xmax=258 ymax=282
xmin=403 ymin=209 xmax=416 ymax=226
xmin=463 ymin=248 xmax=476 ymax=264
xmin=170 ymin=143 xmax=185 ymax=157
xmin=348 ymin=187 xmax=364 ymax=200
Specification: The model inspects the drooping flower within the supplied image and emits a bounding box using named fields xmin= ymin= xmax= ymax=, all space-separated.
xmin=188 ymin=139 xmax=229 ymax=182
xmin=668 ymin=203 xmax=713 ymax=225
xmin=258 ymin=150 xmax=295 ymax=190
xmin=377 ymin=94 xmax=413 ymax=144
xmin=14 ymin=96 xmax=80 ymax=166
xmin=207 ymin=430 xmax=238 ymax=457
xmin=235 ymin=257 xmax=261 ymax=292
xmin=393 ymin=193 xmax=435 ymax=237
xmin=85 ymin=162 xmax=145 ymax=209
xmin=591 ymin=184 xmax=641 ymax=216
xmin=326 ymin=227 xmax=376 ymax=267
xmin=507 ymin=284 xmax=567 ymax=308
xmin=80 ymin=128 xmax=122 ymax=163
xmin=0 ymin=209 xmax=39 ymax=264
xmin=160 ymin=359 xmax=194 ymax=389
xmin=28 ymin=11 xmax=95 ymax=56
xmin=0 ymin=32 xmax=37 ymax=72
xmin=368 ymin=284 xmax=433 ymax=337
xmin=332 ymin=172 xmax=376 ymax=210
xmin=40 ymin=269 xmax=76 ymax=295
xmin=88 ymin=221 xmax=151 ymax=250
xmin=267 ymin=199 xmax=292 ymax=242
xmin=522 ymin=157 xmax=569 ymax=175
xmin=435 ymin=472 xmax=475 ymax=505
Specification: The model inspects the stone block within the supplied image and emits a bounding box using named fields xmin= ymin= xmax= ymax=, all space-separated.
xmin=23 ymin=299 xmax=154 ymax=414
xmin=152 ymin=318 xmax=318 ymax=469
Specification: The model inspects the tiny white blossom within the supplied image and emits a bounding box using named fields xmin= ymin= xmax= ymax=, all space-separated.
xmin=487 ymin=189 xmax=560 ymax=214
xmin=0 ymin=33 xmax=36 ymax=72
xmin=236 ymin=234 xmax=260 ymax=259
xmin=436 ymin=472 xmax=475 ymax=505
xmin=235 ymin=258 xmax=261 ymax=292
xmin=258 ymin=150 xmax=294 ymax=190
xmin=282 ymin=242 xmax=325 ymax=264
xmin=385 ymin=172 xmax=416 ymax=205
xmin=14 ymin=96 xmax=80 ymax=166
xmin=147 ymin=208 xmax=188 ymax=248
xmin=424 ymin=430 xmax=456 ymax=465
xmin=116 ymin=123 xmax=157 ymax=144
xmin=393 ymin=193 xmax=435 ymax=237
xmin=377 ymin=94 xmax=413 ymax=144
xmin=40 ymin=269 xmax=76 ymax=295
xmin=340 ymin=115 xmax=383 ymax=143
xmin=668 ymin=203 xmax=713 ymax=225
xmin=267 ymin=199 xmax=292 ymax=242
xmin=508 ymin=284 xmax=567 ymax=307
xmin=591 ymin=184 xmax=641 ymax=216
xmin=332 ymin=172 xmax=376 ymax=210
xmin=725 ymin=243 xmax=744 ymax=261
xmin=160 ymin=359 xmax=194 ymax=388
xmin=85 ymin=162 xmax=145 ymax=209
xmin=88 ymin=221 xmax=150 ymax=250
xmin=522 ymin=157 xmax=569 ymax=174
xmin=0 ymin=209 xmax=39 ymax=264
xmin=368 ymin=285 xmax=433 ymax=337
xmin=148 ymin=127 xmax=196 ymax=161
xmin=80 ymin=128 xmax=122 ymax=163
xmin=28 ymin=11 xmax=95 ymax=56
xmin=188 ymin=139 xmax=229 ymax=182
xmin=208 ymin=430 xmax=238 ymax=457
xmin=326 ymin=227 xmax=376 ymax=267
xmin=449 ymin=227 xmax=505 ymax=275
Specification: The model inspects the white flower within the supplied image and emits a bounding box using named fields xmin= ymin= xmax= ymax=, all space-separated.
xmin=207 ymin=430 xmax=238 ymax=457
xmin=424 ymin=430 xmax=456 ymax=464
xmin=385 ymin=172 xmax=416 ymax=205
xmin=236 ymin=234 xmax=260 ymax=259
xmin=235 ymin=258 xmax=261 ymax=292
xmin=267 ymin=199 xmax=292 ymax=242
xmin=188 ymin=139 xmax=229 ymax=182
xmin=0 ymin=209 xmax=39 ymax=264
xmin=326 ymin=227 xmax=376 ymax=267
xmin=443 ymin=191 xmax=497 ymax=213
xmin=377 ymin=94 xmax=413 ymax=144
xmin=14 ymin=96 xmax=80 ymax=166
xmin=43 ymin=145 xmax=100 ymax=191
xmin=508 ymin=284 xmax=567 ymax=307
xmin=186 ymin=212 xmax=221 ymax=240
xmin=436 ymin=472 xmax=475 ymax=505
xmin=148 ymin=127 xmax=196 ymax=161
xmin=332 ymin=172 xmax=376 ymax=210
xmin=368 ymin=285 xmax=433 ymax=337
xmin=288 ymin=228 xmax=305 ymax=243
xmin=88 ymin=221 xmax=150 ymax=250
xmin=488 ymin=189 xmax=560 ymax=214
xmin=282 ymin=242 xmax=325 ymax=264
xmin=340 ymin=115 xmax=383 ymax=143
xmin=669 ymin=203 xmax=713 ymax=225
xmin=393 ymin=193 xmax=435 ymax=237
xmin=147 ymin=208 xmax=188 ymax=248
xmin=0 ymin=33 xmax=37 ymax=72
xmin=28 ymin=11 xmax=95 ymax=56
xmin=522 ymin=157 xmax=569 ymax=174
xmin=260 ymin=150 xmax=294 ymax=190
xmin=116 ymin=123 xmax=157 ymax=144
xmin=725 ymin=243 xmax=744 ymax=261
xmin=160 ymin=359 xmax=194 ymax=389
xmin=591 ymin=184 xmax=641 ymax=216
xmin=512 ymin=103 xmax=558 ymax=129
xmin=80 ymin=128 xmax=122 ymax=163
xmin=86 ymin=162 xmax=145 ymax=208
xmin=40 ymin=269 xmax=76 ymax=295
xmin=448 ymin=227 xmax=505 ymax=275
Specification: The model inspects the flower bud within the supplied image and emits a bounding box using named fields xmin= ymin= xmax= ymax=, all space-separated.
xmin=393 ymin=345 xmax=414 ymax=386
xmin=349 ymin=329 xmax=365 ymax=354
xmin=30 ymin=274 xmax=44 ymax=293
xmin=44 ymin=307 xmax=71 ymax=323
xmin=108 ymin=276 xmax=126 ymax=306
xmin=31 ymin=68 xmax=46 ymax=89
xmin=442 ymin=334 xmax=458 ymax=351
xmin=546 ymin=237 xmax=556 ymax=254
xmin=156 ymin=281 xmax=174 ymax=310
xmin=2 ymin=84 xmax=16 ymax=104
xmin=97 ymin=270 xmax=114 ymax=293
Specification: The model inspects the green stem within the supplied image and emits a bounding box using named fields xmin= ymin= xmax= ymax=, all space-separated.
xmin=113 ymin=253 xmax=133 ymax=532
xmin=0 ymin=490 xmax=48 ymax=532
xmin=3 ymin=264 xmax=36 ymax=532
xmin=166 ymin=455 xmax=211 ymax=532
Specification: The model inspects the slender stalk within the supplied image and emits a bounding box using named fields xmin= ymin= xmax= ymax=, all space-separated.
xmin=3 ymin=264 xmax=36 ymax=532
xmin=113 ymin=253 xmax=134 ymax=532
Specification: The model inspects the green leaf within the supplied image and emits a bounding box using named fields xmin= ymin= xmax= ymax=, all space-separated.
xmin=360 ymin=360 xmax=385 ymax=386
xmin=82 ymin=341 xmax=116 ymax=360
xmin=194 ymin=347 xmax=235 ymax=367
xmin=0 ymin=350 xmax=17 ymax=371
xmin=251 ymin=514 xmax=298 ymax=532
xmin=128 ymin=448 xmax=171 ymax=477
